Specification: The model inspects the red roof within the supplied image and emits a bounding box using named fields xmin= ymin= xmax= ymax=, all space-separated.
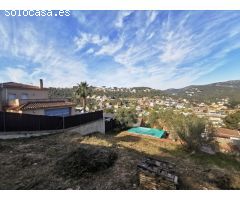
xmin=215 ymin=128 xmax=240 ymax=138
xmin=8 ymin=101 xmax=76 ymax=111
xmin=0 ymin=82 xmax=47 ymax=90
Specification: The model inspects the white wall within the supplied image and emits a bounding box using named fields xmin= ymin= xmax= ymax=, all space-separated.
xmin=68 ymin=119 xmax=105 ymax=135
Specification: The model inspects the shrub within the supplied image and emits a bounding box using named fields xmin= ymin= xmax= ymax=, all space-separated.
xmin=115 ymin=108 xmax=138 ymax=130
xmin=148 ymin=110 xmax=159 ymax=127
xmin=173 ymin=115 xmax=207 ymax=152
xmin=224 ymin=111 xmax=240 ymax=130
xmin=147 ymin=109 xmax=216 ymax=151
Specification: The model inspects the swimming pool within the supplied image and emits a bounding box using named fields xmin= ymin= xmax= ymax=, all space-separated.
xmin=128 ymin=127 xmax=166 ymax=138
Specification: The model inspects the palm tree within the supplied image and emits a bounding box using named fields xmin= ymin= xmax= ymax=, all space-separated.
xmin=75 ymin=82 xmax=90 ymax=112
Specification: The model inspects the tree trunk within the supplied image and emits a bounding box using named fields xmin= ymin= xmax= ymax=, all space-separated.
xmin=83 ymin=98 xmax=86 ymax=112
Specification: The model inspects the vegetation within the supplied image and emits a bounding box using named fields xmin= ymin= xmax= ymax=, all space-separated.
xmin=94 ymin=88 xmax=166 ymax=99
xmin=228 ymin=100 xmax=240 ymax=109
xmin=190 ymin=152 xmax=240 ymax=171
xmin=145 ymin=109 xmax=180 ymax=134
xmin=146 ymin=109 xmax=216 ymax=152
xmin=173 ymin=116 xmax=207 ymax=151
xmin=75 ymin=82 xmax=91 ymax=112
xmin=166 ymin=80 xmax=240 ymax=103
xmin=48 ymin=87 xmax=74 ymax=99
xmin=145 ymin=109 xmax=177 ymax=134
xmin=48 ymin=80 xmax=240 ymax=104
xmin=48 ymin=86 xmax=167 ymax=99
xmin=104 ymin=107 xmax=114 ymax=114
xmin=224 ymin=111 xmax=240 ymax=130
xmin=147 ymin=110 xmax=159 ymax=128
xmin=115 ymin=108 xmax=138 ymax=130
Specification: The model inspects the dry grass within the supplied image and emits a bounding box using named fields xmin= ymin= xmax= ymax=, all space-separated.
xmin=0 ymin=131 xmax=240 ymax=189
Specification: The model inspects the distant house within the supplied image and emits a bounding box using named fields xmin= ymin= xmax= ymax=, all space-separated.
xmin=215 ymin=128 xmax=240 ymax=139
xmin=214 ymin=128 xmax=240 ymax=153
xmin=0 ymin=79 xmax=76 ymax=116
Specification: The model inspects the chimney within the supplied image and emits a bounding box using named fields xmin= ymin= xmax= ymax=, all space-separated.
xmin=40 ymin=79 xmax=43 ymax=89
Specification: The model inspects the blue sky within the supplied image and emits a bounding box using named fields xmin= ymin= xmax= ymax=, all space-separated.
xmin=0 ymin=11 xmax=240 ymax=89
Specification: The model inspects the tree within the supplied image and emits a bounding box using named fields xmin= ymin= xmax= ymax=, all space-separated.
xmin=115 ymin=108 xmax=138 ymax=130
xmin=105 ymin=107 xmax=114 ymax=114
xmin=157 ymin=109 xmax=176 ymax=130
xmin=228 ymin=100 xmax=240 ymax=109
xmin=173 ymin=115 xmax=207 ymax=152
xmin=75 ymin=82 xmax=91 ymax=112
xmin=148 ymin=110 xmax=159 ymax=128
xmin=224 ymin=111 xmax=240 ymax=130
xmin=147 ymin=109 xmax=216 ymax=151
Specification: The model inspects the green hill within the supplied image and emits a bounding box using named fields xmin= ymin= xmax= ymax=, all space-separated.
xmin=165 ymin=80 xmax=240 ymax=103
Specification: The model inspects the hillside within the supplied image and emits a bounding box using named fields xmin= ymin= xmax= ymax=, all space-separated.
xmin=48 ymin=86 xmax=166 ymax=99
xmin=165 ymin=80 xmax=240 ymax=103
xmin=48 ymin=80 xmax=240 ymax=103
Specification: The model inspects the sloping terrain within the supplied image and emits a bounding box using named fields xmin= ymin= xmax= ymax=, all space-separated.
xmin=165 ymin=80 xmax=240 ymax=102
xmin=0 ymin=131 xmax=240 ymax=190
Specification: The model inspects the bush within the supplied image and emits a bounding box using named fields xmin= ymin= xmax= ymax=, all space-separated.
xmin=147 ymin=110 xmax=159 ymax=127
xmin=228 ymin=100 xmax=240 ymax=109
xmin=173 ymin=115 xmax=207 ymax=152
xmin=56 ymin=145 xmax=118 ymax=178
xmin=224 ymin=111 xmax=240 ymax=130
xmin=115 ymin=108 xmax=138 ymax=130
xmin=146 ymin=109 xmax=216 ymax=151
xmin=104 ymin=108 xmax=114 ymax=114
xmin=147 ymin=109 xmax=181 ymax=139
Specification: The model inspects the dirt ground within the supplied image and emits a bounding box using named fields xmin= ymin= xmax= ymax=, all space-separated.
xmin=0 ymin=131 xmax=240 ymax=190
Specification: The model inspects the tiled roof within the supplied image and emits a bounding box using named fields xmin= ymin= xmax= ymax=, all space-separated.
xmin=0 ymin=82 xmax=47 ymax=90
xmin=215 ymin=128 xmax=240 ymax=138
xmin=8 ymin=101 xmax=76 ymax=111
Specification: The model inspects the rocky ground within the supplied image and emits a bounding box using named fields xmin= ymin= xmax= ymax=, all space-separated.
xmin=0 ymin=131 xmax=240 ymax=190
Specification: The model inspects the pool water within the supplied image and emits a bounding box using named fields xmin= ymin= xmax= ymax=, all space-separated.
xmin=128 ymin=127 xmax=166 ymax=138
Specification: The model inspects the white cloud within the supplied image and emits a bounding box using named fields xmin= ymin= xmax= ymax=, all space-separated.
xmin=146 ymin=11 xmax=158 ymax=26
xmin=115 ymin=11 xmax=133 ymax=28
xmin=27 ymin=46 xmax=88 ymax=87
xmin=1 ymin=11 xmax=240 ymax=89
xmin=95 ymin=37 xmax=124 ymax=56
xmin=74 ymin=32 xmax=109 ymax=51
xmin=86 ymin=48 xmax=94 ymax=54
xmin=0 ymin=19 xmax=88 ymax=87
xmin=159 ymin=33 xmax=193 ymax=64
xmin=92 ymin=11 xmax=240 ymax=89
xmin=72 ymin=12 xmax=86 ymax=24
xmin=0 ymin=21 xmax=9 ymax=50
xmin=146 ymin=32 xmax=155 ymax=40
xmin=0 ymin=67 xmax=29 ymax=83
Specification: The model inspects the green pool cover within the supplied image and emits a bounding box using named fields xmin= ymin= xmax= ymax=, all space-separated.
xmin=128 ymin=127 xmax=166 ymax=138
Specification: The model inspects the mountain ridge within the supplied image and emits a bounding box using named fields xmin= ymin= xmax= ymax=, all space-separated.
xmin=165 ymin=80 xmax=240 ymax=92
xmin=164 ymin=80 xmax=240 ymax=103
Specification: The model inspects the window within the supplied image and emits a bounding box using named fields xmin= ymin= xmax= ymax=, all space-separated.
xmin=8 ymin=94 xmax=16 ymax=100
xmin=21 ymin=93 xmax=29 ymax=100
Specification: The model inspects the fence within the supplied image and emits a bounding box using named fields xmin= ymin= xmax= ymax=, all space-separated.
xmin=64 ymin=111 xmax=103 ymax=129
xmin=105 ymin=119 xmax=116 ymax=132
xmin=0 ymin=110 xmax=103 ymax=132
